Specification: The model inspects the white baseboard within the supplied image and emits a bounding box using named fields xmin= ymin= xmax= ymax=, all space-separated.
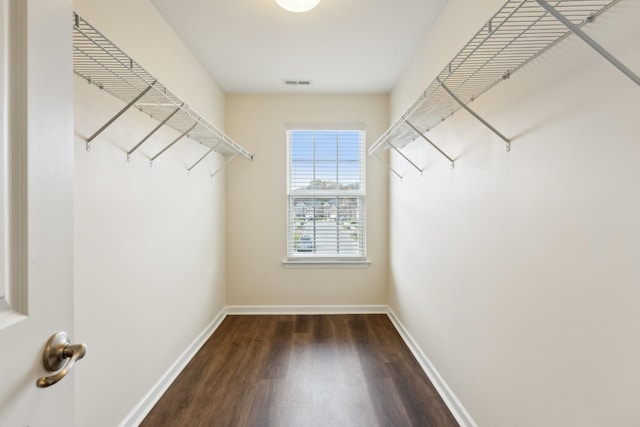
xmin=118 ymin=304 xmax=474 ymax=427
xmin=117 ymin=307 xmax=229 ymax=427
xmin=225 ymin=304 xmax=388 ymax=315
xmin=385 ymin=306 xmax=477 ymax=427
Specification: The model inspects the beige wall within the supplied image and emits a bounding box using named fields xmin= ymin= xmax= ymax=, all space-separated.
xmin=225 ymin=94 xmax=389 ymax=306
xmin=388 ymin=0 xmax=640 ymax=426
xmin=73 ymin=1 xmax=228 ymax=426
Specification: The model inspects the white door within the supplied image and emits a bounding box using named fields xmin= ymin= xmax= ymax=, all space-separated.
xmin=0 ymin=0 xmax=76 ymax=425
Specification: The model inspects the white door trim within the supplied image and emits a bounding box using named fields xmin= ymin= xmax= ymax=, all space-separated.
xmin=0 ymin=0 xmax=28 ymax=330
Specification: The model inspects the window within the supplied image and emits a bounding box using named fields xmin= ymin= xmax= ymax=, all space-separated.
xmin=287 ymin=128 xmax=366 ymax=260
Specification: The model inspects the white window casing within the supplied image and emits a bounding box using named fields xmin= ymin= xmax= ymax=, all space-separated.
xmin=285 ymin=127 xmax=367 ymax=265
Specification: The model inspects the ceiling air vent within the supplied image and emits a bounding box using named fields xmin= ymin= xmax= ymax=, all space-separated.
xmin=283 ymin=79 xmax=312 ymax=86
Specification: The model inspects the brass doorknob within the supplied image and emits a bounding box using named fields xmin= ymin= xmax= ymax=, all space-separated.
xmin=36 ymin=332 xmax=87 ymax=388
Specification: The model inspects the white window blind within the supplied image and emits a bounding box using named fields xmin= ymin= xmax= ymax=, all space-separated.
xmin=287 ymin=129 xmax=366 ymax=259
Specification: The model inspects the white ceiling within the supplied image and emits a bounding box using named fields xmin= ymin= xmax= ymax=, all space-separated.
xmin=150 ymin=0 xmax=449 ymax=94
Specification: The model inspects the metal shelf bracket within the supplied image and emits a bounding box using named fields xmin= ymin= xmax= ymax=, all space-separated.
xmin=372 ymin=152 xmax=403 ymax=181
xmin=187 ymin=146 xmax=216 ymax=174
xmin=389 ymin=144 xmax=423 ymax=176
xmin=405 ymin=120 xmax=455 ymax=168
xmin=85 ymin=82 xmax=156 ymax=151
xmin=438 ymin=79 xmax=511 ymax=152
xmin=127 ymin=104 xmax=183 ymax=161
xmin=211 ymin=154 xmax=238 ymax=179
xmin=150 ymin=120 xmax=199 ymax=167
xmin=534 ymin=0 xmax=640 ymax=87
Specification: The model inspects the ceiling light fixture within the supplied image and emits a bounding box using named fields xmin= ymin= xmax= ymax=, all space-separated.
xmin=275 ymin=0 xmax=321 ymax=13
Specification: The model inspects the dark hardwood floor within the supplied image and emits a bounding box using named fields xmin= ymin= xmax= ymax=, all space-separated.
xmin=141 ymin=314 xmax=459 ymax=427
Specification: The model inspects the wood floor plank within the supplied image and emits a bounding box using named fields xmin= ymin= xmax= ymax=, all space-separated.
xmin=140 ymin=314 xmax=459 ymax=427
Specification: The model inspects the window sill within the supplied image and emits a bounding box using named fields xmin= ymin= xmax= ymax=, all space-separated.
xmin=282 ymin=258 xmax=371 ymax=269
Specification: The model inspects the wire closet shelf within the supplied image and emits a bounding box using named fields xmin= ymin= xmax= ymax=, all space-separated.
xmin=369 ymin=0 xmax=636 ymax=173
xmin=73 ymin=13 xmax=253 ymax=173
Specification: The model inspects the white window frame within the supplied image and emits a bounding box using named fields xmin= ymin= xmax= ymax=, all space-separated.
xmin=284 ymin=125 xmax=369 ymax=268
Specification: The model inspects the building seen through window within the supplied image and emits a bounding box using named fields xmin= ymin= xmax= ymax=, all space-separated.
xmin=286 ymin=129 xmax=366 ymax=258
